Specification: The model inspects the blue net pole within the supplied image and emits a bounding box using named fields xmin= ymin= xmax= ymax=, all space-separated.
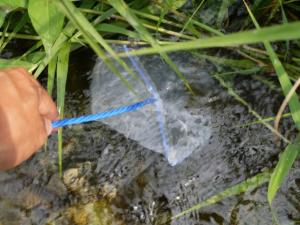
xmin=123 ymin=45 xmax=171 ymax=161
xmin=52 ymin=98 xmax=156 ymax=128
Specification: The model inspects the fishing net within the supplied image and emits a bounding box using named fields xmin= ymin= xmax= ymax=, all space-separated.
xmin=90 ymin=46 xmax=214 ymax=166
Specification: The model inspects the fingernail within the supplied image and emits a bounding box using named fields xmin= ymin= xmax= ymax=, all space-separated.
xmin=44 ymin=119 xmax=52 ymax=136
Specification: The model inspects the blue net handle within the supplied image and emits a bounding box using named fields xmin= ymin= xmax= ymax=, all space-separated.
xmin=52 ymin=98 xmax=155 ymax=128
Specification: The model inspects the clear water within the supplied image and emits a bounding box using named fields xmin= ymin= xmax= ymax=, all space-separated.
xmin=90 ymin=49 xmax=213 ymax=166
xmin=0 ymin=48 xmax=299 ymax=225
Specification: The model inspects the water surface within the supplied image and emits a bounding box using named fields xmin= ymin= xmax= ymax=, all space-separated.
xmin=0 ymin=47 xmax=299 ymax=225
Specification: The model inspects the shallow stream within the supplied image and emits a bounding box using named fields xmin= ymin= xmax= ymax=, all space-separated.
xmin=0 ymin=47 xmax=299 ymax=225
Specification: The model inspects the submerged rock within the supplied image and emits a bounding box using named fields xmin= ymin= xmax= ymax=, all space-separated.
xmin=0 ymin=202 xmax=29 ymax=225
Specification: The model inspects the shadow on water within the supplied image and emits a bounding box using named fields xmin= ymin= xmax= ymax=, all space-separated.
xmin=0 ymin=46 xmax=300 ymax=225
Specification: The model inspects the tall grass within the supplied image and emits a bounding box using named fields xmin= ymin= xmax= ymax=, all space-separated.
xmin=242 ymin=0 xmax=300 ymax=207
xmin=0 ymin=0 xmax=299 ymax=221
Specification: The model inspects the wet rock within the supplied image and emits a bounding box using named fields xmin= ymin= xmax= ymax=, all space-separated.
xmin=47 ymin=174 xmax=68 ymax=198
xmin=100 ymin=183 xmax=117 ymax=201
xmin=0 ymin=176 xmax=25 ymax=204
xmin=62 ymin=165 xmax=98 ymax=202
xmin=15 ymin=187 xmax=42 ymax=209
xmin=0 ymin=172 xmax=13 ymax=182
xmin=51 ymin=201 xmax=125 ymax=225
xmin=62 ymin=138 xmax=78 ymax=157
xmin=66 ymin=207 xmax=89 ymax=225
xmin=92 ymin=200 xmax=125 ymax=225
xmin=63 ymin=168 xmax=82 ymax=192
xmin=30 ymin=207 xmax=50 ymax=225
xmin=0 ymin=202 xmax=29 ymax=225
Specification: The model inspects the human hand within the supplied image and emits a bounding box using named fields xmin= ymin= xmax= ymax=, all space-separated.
xmin=0 ymin=68 xmax=58 ymax=170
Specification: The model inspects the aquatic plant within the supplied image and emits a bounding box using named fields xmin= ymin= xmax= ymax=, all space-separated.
xmin=0 ymin=0 xmax=300 ymax=222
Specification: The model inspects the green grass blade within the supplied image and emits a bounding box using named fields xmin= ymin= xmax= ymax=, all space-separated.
xmin=155 ymin=0 xmax=187 ymax=31
xmin=243 ymin=0 xmax=300 ymax=130
xmin=0 ymin=58 xmax=33 ymax=69
xmin=0 ymin=0 xmax=27 ymax=9
xmin=28 ymin=0 xmax=65 ymax=55
xmin=265 ymin=43 xmax=300 ymax=130
xmin=279 ymin=0 xmax=290 ymax=60
xmin=267 ymin=0 xmax=281 ymax=23
xmin=131 ymin=9 xmax=185 ymax=29
xmin=81 ymin=7 xmax=117 ymax=26
xmin=193 ymin=52 xmax=258 ymax=69
xmin=56 ymin=0 xmax=137 ymax=93
xmin=33 ymin=22 xmax=75 ymax=78
xmin=243 ymin=0 xmax=300 ymax=207
xmin=95 ymin=23 xmax=141 ymax=39
xmin=0 ymin=31 xmax=40 ymax=40
xmin=79 ymin=7 xmax=201 ymax=40
xmin=109 ymin=0 xmax=194 ymax=94
xmin=240 ymin=113 xmax=291 ymax=128
xmin=73 ymin=7 xmax=117 ymax=41
xmin=47 ymin=56 xmax=57 ymax=96
xmin=19 ymin=40 xmax=43 ymax=60
xmin=0 ymin=9 xmax=6 ymax=29
xmin=214 ymin=72 xmax=290 ymax=143
xmin=287 ymin=2 xmax=300 ymax=12
xmin=0 ymin=14 xmax=11 ymax=49
xmin=0 ymin=13 xmax=28 ymax=51
xmin=33 ymin=1 xmax=96 ymax=77
xmin=268 ymin=135 xmax=300 ymax=205
xmin=242 ymin=0 xmax=260 ymax=27
xmin=172 ymin=171 xmax=271 ymax=220
xmin=138 ymin=20 xmax=195 ymax=40
xmin=23 ymin=51 xmax=45 ymax=64
xmin=13 ymin=47 xmax=45 ymax=73
xmin=172 ymin=9 xmax=223 ymax=36
xmin=16 ymin=42 xmax=45 ymax=73
xmin=117 ymin=22 xmax=300 ymax=57
xmin=157 ymin=3 xmax=169 ymax=33
xmin=179 ymin=0 xmax=204 ymax=37
xmin=56 ymin=42 xmax=71 ymax=176
xmin=217 ymin=0 xmax=232 ymax=28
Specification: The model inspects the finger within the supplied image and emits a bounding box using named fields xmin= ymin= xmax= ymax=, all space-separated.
xmin=38 ymin=87 xmax=59 ymax=120
xmin=6 ymin=68 xmax=58 ymax=137
xmin=6 ymin=68 xmax=38 ymax=103
xmin=10 ymin=68 xmax=59 ymax=121
xmin=20 ymin=69 xmax=59 ymax=120
xmin=5 ymin=67 xmax=39 ymax=89
xmin=15 ymin=68 xmax=43 ymax=91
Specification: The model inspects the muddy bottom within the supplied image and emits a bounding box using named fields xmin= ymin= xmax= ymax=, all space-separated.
xmin=0 ymin=49 xmax=299 ymax=225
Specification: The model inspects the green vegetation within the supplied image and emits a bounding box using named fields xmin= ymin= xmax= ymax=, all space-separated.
xmin=172 ymin=170 xmax=272 ymax=220
xmin=0 ymin=0 xmax=300 ymax=222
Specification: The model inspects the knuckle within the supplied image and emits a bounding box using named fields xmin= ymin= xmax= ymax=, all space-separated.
xmin=14 ymin=67 xmax=29 ymax=76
